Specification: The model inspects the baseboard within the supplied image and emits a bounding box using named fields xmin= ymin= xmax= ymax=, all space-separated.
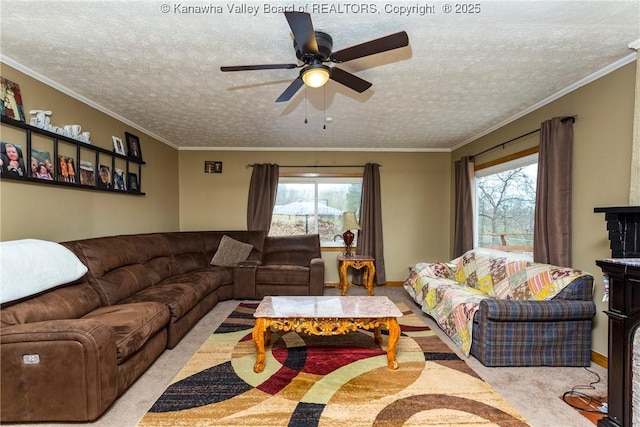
xmin=591 ymin=350 xmax=608 ymax=369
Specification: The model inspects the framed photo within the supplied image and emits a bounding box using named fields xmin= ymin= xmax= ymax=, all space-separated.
xmin=204 ymin=160 xmax=223 ymax=173
xmin=96 ymin=164 xmax=112 ymax=189
xmin=0 ymin=77 xmax=26 ymax=122
xmin=127 ymin=172 xmax=139 ymax=192
xmin=57 ymin=155 xmax=77 ymax=183
xmin=79 ymin=161 xmax=96 ymax=186
xmin=31 ymin=148 xmax=53 ymax=180
xmin=112 ymin=136 xmax=126 ymax=155
xmin=113 ymin=168 xmax=127 ymax=191
xmin=125 ymin=132 xmax=142 ymax=161
xmin=0 ymin=142 xmax=26 ymax=177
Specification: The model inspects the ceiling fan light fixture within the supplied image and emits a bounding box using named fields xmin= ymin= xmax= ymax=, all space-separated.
xmin=301 ymin=64 xmax=330 ymax=88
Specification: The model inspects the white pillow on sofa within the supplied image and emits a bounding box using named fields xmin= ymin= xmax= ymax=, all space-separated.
xmin=0 ymin=239 xmax=88 ymax=304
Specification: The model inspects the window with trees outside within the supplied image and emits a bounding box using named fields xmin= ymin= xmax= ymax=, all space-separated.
xmin=269 ymin=176 xmax=363 ymax=248
xmin=475 ymin=153 xmax=538 ymax=257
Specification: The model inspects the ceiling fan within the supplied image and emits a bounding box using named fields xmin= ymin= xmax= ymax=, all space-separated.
xmin=220 ymin=11 xmax=409 ymax=102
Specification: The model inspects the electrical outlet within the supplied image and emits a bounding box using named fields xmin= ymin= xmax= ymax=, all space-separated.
xmin=23 ymin=354 xmax=40 ymax=365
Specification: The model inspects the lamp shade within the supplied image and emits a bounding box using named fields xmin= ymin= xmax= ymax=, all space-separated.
xmin=342 ymin=211 xmax=360 ymax=232
xmin=301 ymin=64 xmax=330 ymax=88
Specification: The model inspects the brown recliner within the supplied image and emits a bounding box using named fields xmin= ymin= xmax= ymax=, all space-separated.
xmin=247 ymin=234 xmax=325 ymax=298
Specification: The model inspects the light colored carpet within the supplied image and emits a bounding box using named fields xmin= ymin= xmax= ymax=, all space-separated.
xmin=14 ymin=286 xmax=607 ymax=427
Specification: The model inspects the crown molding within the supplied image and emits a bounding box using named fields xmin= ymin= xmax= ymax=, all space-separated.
xmin=178 ymin=146 xmax=450 ymax=153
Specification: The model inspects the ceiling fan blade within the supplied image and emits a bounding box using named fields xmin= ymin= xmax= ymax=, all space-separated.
xmin=221 ymin=64 xmax=298 ymax=72
xmin=275 ymin=76 xmax=304 ymax=102
xmin=330 ymin=31 xmax=409 ymax=63
xmin=329 ymin=67 xmax=372 ymax=93
xmin=285 ymin=11 xmax=318 ymax=55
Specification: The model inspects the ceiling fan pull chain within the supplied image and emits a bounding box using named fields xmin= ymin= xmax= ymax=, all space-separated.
xmin=304 ymin=86 xmax=308 ymax=124
xmin=323 ymin=85 xmax=326 ymax=130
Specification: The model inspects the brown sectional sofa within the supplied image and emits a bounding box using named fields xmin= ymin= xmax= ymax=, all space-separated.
xmin=0 ymin=231 xmax=324 ymax=422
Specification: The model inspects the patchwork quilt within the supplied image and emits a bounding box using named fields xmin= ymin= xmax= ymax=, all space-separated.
xmin=404 ymin=249 xmax=589 ymax=356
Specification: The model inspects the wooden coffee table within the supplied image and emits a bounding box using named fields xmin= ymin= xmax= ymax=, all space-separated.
xmin=252 ymin=295 xmax=402 ymax=373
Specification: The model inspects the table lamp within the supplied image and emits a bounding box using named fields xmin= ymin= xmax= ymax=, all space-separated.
xmin=342 ymin=211 xmax=360 ymax=256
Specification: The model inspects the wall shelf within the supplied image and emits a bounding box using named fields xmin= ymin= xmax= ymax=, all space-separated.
xmin=0 ymin=115 xmax=145 ymax=195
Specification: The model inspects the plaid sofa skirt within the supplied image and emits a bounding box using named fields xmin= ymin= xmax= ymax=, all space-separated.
xmin=469 ymin=279 xmax=596 ymax=367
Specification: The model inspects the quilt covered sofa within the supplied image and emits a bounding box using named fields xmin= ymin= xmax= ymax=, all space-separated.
xmin=0 ymin=231 xmax=324 ymax=422
xmin=404 ymin=249 xmax=596 ymax=367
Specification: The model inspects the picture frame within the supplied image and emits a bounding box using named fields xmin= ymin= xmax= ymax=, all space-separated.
xmin=125 ymin=132 xmax=142 ymax=161
xmin=79 ymin=160 xmax=96 ymax=186
xmin=96 ymin=164 xmax=112 ymax=189
xmin=0 ymin=142 xmax=26 ymax=177
xmin=127 ymin=172 xmax=139 ymax=192
xmin=204 ymin=160 xmax=223 ymax=173
xmin=31 ymin=148 xmax=54 ymax=180
xmin=0 ymin=77 xmax=26 ymax=122
xmin=113 ymin=168 xmax=127 ymax=191
xmin=112 ymin=136 xmax=126 ymax=155
xmin=57 ymin=155 xmax=76 ymax=183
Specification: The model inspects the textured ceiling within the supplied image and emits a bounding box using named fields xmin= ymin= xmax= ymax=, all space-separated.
xmin=1 ymin=1 xmax=638 ymax=151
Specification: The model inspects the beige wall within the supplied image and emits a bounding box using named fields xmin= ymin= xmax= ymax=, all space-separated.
xmin=452 ymin=61 xmax=637 ymax=358
xmin=178 ymin=150 xmax=452 ymax=283
xmin=0 ymin=64 xmax=180 ymax=242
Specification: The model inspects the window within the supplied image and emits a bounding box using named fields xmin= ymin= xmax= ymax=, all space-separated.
xmin=270 ymin=176 xmax=363 ymax=247
xmin=475 ymin=153 xmax=537 ymax=256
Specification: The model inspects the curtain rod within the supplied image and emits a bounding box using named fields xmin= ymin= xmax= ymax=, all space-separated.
xmin=472 ymin=115 xmax=576 ymax=159
xmin=246 ymin=164 xmax=373 ymax=168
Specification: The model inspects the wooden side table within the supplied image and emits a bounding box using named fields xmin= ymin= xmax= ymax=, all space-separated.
xmin=337 ymin=255 xmax=375 ymax=296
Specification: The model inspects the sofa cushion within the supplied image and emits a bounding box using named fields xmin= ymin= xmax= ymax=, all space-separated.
xmin=159 ymin=267 xmax=234 ymax=289
xmin=256 ymin=265 xmax=310 ymax=285
xmin=1 ymin=281 xmax=101 ymax=326
xmin=163 ymin=232 xmax=209 ymax=273
xmin=83 ymin=302 xmax=169 ymax=363
xmin=129 ymin=234 xmax=179 ymax=285
xmin=262 ymin=234 xmax=320 ymax=266
xmin=70 ymin=236 xmax=153 ymax=305
xmin=210 ymin=235 xmax=253 ymax=267
xmin=118 ymin=281 xmax=212 ymax=323
xmin=450 ymin=249 xmax=588 ymax=301
xmin=1 ymin=239 xmax=88 ymax=304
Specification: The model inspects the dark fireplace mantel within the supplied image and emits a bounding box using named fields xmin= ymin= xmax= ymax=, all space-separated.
xmin=595 ymin=206 xmax=640 ymax=427
xmin=594 ymin=206 xmax=640 ymax=258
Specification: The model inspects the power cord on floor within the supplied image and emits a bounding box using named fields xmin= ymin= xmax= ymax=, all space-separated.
xmin=562 ymin=367 xmax=608 ymax=414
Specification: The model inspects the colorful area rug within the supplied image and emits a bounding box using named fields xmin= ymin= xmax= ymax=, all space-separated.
xmin=137 ymin=302 xmax=529 ymax=426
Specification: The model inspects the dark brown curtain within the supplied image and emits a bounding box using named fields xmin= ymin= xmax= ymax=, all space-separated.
xmin=356 ymin=163 xmax=386 ymax=285
xmin=534 ymin=117 xmax=573 ymax=266
xmin=247 ymin=163 xmax=279 ymax=232
xmin=454 ymin=156 xmax=475 ymax=257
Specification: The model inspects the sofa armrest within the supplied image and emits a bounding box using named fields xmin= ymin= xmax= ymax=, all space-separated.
xmin=234 ymin=262 xmax=259 ymax=299
xmin=1 ymin=319 xmax=118 ymax=422
xmin=476 ymin=299 xmax=596 ymax=322
xmin=309 ymin=257 xmax=325 ymax=296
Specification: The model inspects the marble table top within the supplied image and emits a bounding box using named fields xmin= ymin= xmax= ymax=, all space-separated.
xmin=254 ymin=296 xmax=403 ymax=319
